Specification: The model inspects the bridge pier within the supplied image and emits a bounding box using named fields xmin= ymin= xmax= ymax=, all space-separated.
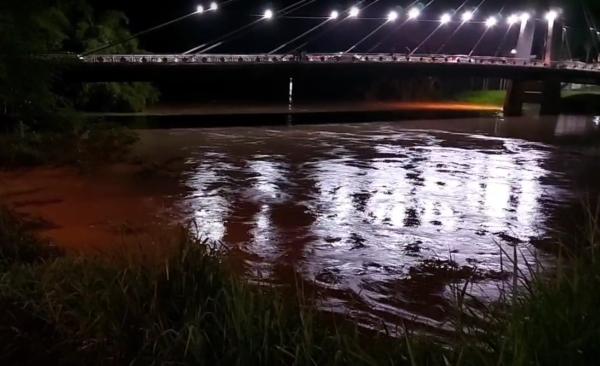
xmin=503 ymin=80 xmax=526 ymax=116
xmin=540 ymin=79 xmax=562 ymax=115
xmin=503 ymin=79 xmax=562 ymax=116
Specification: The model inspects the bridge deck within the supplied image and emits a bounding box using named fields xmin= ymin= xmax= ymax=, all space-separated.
xmin=63 ymin=53 xmax=600 ymax=85
xmin=80 ymin=53 xmax=600 ymax=73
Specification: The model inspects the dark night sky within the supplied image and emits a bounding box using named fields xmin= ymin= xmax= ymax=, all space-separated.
xmin=92 ymin=1 xmax=578 ymax=57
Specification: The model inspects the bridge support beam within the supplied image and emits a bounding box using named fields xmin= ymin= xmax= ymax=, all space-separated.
xmin=504 ymin=79 xmax=562 ymax=116
xmin=540 ymin=79 xmax=562 ymax=115
xmin=504 ymin=80 xmax=526 ymax=116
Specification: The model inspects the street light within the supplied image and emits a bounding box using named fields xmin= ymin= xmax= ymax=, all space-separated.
xmin=408 ymin=7 xmax=421 ymax=20
xmin=196 ymin=5 xmax=204 ymax=13
xmin=440 ymin=13 xmax=451 ymax=24
xmin=263 ymin=9 xmax=273 ymax=19
xmin=545 ymin=10 xmax=558 ymax=23
xmin=485 ymin=16 xmax=498 ymax=28
xmin=209 ymin=2 xmax=218 ymax=11
xmin=330 ymin=10 xmax=339 ymax=20
xmin=507 ymin=14 xmax=519 ymax=26
xmin=349 ymin=6 xmax=360 ymax=18
xmin=520 ymin=12 xmax=530 ymax=23
xmin=387 ymin=10 xmax=399 ymax=22
xmin=461 ymin=10 xmax=474 ymax=22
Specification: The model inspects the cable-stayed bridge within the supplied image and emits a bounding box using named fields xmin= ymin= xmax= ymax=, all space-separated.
xmin=68 ymin=1 xmax=600 ymax=116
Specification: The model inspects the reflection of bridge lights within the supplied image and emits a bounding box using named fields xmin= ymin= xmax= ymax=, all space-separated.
xmin=507 ymin=14 xmax=519 ymax=26
xmin=263 ymin=9 xmax=273 ymax=19
xmin=387 ymin=11 xmax=399 ymax=22
xmin=440 ymin=13 xmax=451 ymax=24
xmin=196 ymin=5 xmax=204 ymax=13
xmin=408 ymin=7 xmax=421 ymax=20
xmin=349 ymin=6 xmax=360 ymax=18
xmin=461 ymin=10 xmax=474 ymax=22
xmin=485 ymin=16 xmax=498 ymax=28
xmin=209 ymin=2 xmax=218 ymax=11
xmin=520 ymin=12 xmax=530 ymax=23
xmin=330 ymin=10 xmax=339 ymax=20
xmin=545 ymin=10 xmax=558 ymax=23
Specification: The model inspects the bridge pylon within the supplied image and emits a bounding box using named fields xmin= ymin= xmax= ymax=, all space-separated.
xmin=515 ymin=19 xmax=535 ymax=61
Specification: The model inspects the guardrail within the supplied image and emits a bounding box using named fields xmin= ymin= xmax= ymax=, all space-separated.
xmin=80 ymin=53 xmax=600 ymax=72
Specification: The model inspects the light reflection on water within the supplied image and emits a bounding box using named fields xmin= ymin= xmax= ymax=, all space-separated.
xmin=169 ymin=118 xmax=584 ymax=328
xmin=1 ymin=114 xmax=598 ymax=329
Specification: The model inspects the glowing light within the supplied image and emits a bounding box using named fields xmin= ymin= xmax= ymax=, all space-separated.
xmin=349 ymin=6 xmax=360 ymax=18
xmin=263 ymin=9 xmax=273 ymax=19
xmin=330 ymin=10 xmax=339 ymax=19
xmin=209 ymin=2 xmax=218 ymax=11
xmin=440 ymin=13 xmax=452 ymax=24
xmin=387 ymin=10 xmax=399 ymax=22
xmin=485 ymin=16 xmax=498 ymax=28
xmin=507 ymin=14 xmax=519 ymax=26
xmin=196 ymin=5 xmax=204 ymax=13
xmin=520 ymin=12 xmax=530 ymax=22
xmin=510 ymin=48 xmax=517 ymax=55
xmin=545 ymin=10 xmax=558 ymax=23
xmin=408 ymin=7 xmax=421 ymax=20
xmin=461 ymin=10 xmax=474 ymax=22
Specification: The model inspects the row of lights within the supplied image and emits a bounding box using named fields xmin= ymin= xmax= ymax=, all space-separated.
xmin=259 ymin=6 xmax=560 ymax=27
xmin=196 ymin=2 xmax=218 ymax=13
xmin=195 ymin=3 xmax=560 ymax=28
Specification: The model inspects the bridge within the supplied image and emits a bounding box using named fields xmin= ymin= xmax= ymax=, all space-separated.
xmin=72 ymin=53 xmax=600 ymax=116
xmin=70 ymin=2 xmax=600 ymax=116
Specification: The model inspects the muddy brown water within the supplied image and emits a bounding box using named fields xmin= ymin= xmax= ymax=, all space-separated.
xmin=1 ymin=114 xmax=599 ymax=330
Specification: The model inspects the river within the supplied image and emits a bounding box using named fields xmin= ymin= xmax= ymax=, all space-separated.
xmin=1 ymin=114 xmax=599 ymax=330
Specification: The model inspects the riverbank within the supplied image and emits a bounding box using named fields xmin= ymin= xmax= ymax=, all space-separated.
xmin=1 ymin=203 xmax=600 ymax=365
xmin=86 ymin=101 xmax=501 ymax=128
xmin=454 ymin=89 xmax=600 ymax=115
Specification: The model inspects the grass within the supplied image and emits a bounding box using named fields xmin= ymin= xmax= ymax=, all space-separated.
xmin=454 ymin=87 xmax=600 ymax=114
xmin=453 ymin=90 xmax=507 ymax=107
xmin=0 ymin=208 xmax=444 ymax=365
xmin=1 ymin=204 xmax=600 ymax=365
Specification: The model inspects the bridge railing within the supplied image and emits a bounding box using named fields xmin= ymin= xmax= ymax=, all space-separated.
xmin=83 ymin=54 xmax=296 ymax=64
xmin=80 ymin=53 xmax=600 ymax=73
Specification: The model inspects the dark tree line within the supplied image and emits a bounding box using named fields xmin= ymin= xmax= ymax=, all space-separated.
xmin=0 ymin=0 xmax=158 ymax=131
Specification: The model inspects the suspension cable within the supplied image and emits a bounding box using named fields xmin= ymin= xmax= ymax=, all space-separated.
xmin=494 ymin=25 xmax=515 ymax=57
xmin=366 ymin=0 xmax=438 ymax=53
xmin=184 ymin=0 xmax=316 ymax=54
xmin=268 ymin=19 xmax=331 ymax=54
xmin=581 ymin=0 xmax=600 ymax=59
xmin=82 ymin=0 xmax=240 ymax=56
xmin=289 ymin=0 xmax=382 ymax=52
xmin=436 ymin=0 xmax=488 ymax=54
xmin=410 ymin=24 xmax=443 ymax=55
xmin=468 ymin=28 xmax=491 ymax=56
xmin=469 ymin=4 xmax=505 ymax=56
xmin=347 ymin=0 xmax=432 ymax=54
xmin=345 ymin=22 xmax=389 ymax=53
